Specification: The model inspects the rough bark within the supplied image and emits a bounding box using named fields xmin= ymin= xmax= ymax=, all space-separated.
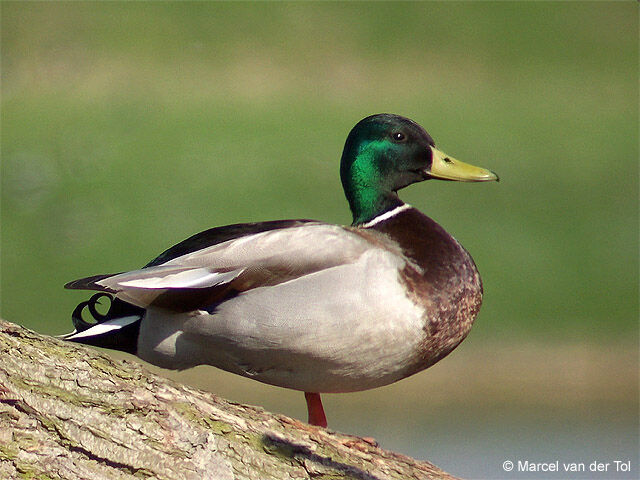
xmin=0 ymin=318 xmax=458 ymax=480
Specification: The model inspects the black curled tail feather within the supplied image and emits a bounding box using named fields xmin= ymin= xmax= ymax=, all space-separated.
xmin=71 ymin=293 xmax=114 ymax=332
xmin=66 ymin=293 xmax=145 ymax=355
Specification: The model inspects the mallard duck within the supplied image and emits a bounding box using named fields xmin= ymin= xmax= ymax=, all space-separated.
xmin=64 ymin=114 xmax=498 ymax=428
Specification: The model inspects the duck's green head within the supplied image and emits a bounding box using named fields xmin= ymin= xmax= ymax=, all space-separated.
xmin=340 ymin=114 xmax=498 ymax=225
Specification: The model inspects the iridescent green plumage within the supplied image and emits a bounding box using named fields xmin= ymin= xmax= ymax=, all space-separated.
xmin=340 ymin=114 xmax=435 ymax=225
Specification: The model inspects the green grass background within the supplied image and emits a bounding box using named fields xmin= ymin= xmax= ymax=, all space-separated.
xmin=3 ymin=2 xmax=637 ymax=340
xmin=2 ymin=2 xmax=638 ymax=477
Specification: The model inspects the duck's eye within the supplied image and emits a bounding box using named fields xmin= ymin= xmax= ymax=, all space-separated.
xmin=392 ymin=132 xmax=406 ymax=142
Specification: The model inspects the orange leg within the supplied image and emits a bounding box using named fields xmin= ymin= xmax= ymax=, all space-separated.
xmin=304 ymin=392 xmax=327 ymax=427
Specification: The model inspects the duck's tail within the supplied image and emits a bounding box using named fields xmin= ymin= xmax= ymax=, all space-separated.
xmin=59 ymin=293 xmax=145 ymax=354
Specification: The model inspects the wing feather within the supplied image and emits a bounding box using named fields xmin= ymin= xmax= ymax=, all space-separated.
xmin=67 ymin=222 xmax=391 ymax=311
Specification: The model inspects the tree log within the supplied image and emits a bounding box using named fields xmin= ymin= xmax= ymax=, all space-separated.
xmin=0 ymin=318 xmax=458 ymax=480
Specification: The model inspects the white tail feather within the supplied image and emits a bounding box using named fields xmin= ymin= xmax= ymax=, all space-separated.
xmin=63 ymin=315 xmax=141 ymax=340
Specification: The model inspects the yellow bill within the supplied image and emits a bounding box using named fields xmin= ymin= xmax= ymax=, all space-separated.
xmin=429 ymin=147 xmax=499 ymax=182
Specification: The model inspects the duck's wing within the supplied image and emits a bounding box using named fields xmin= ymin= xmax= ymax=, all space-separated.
xmin=65 ymin=219 xmax=314 ymax=292
xmin=66 ymin=221 xmax=382 ymax=311
xmin=144 ymin=219 xmax=315 ymax=267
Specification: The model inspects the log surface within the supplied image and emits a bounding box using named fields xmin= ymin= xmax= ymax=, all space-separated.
xmin=0 ymin=318 xmax=458 ymax=480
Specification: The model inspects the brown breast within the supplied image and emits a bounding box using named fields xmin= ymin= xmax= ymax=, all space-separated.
xmin=360 ymin=206 xmax=484 ymax=374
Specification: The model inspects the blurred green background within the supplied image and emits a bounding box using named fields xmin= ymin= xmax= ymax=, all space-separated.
xmin=2 ymin=2 xmax=637 ymax=478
